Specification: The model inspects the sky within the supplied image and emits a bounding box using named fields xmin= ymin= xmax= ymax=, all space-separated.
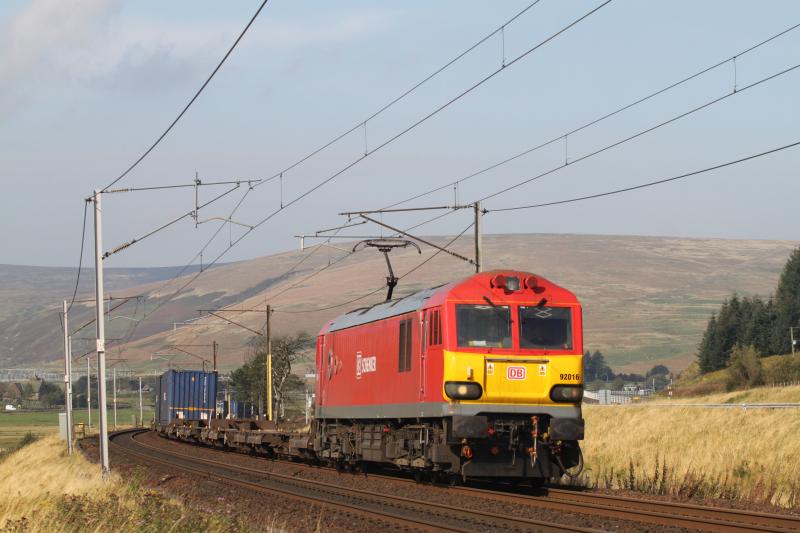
xmin=0 ymin=0 xmax=798 ymax=268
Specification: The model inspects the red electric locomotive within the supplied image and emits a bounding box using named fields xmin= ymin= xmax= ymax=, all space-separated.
xmin=313 ymin=270 xmax=584 ymax=481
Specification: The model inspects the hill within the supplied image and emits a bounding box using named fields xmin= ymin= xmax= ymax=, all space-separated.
xmin=1 ymin=233 xmax=796 ymax=373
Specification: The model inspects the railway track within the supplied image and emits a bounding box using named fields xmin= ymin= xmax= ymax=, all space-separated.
xmin=110 ymin=429 xmax=599 ymax=533
xmin=112 ymin=429 xmax=800 ymax=532
xmin=449 ymin=484 xmax=800 ymax=532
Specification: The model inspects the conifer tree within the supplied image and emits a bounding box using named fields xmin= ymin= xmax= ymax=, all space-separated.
xmin=698 ymin=313 xmax=718 ymax=373
xmin=775 ymin=247 xmax=800 ymax=353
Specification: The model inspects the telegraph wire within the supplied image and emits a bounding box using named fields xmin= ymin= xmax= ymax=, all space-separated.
xmin=477 ymin=61 xmax=800 ymax=203
xmin=101 ymin=0 xmax=270 ymax=192
xmin=486 ymin=139 xmax=800 ymax=213
xmin=382 ymin=21 xmax=800 ymax=210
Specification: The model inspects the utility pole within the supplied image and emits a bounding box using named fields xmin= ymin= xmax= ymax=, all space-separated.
xmin=138 ymin=376 xmax=143 ymax=427
xmin=92 ymin=191 xmax=110 ymax=475
xmin=474 ymin=201 xmax=482 ymax=273
xmin=113 ymin=367 xmax=117 ymax=430
xmin=266 ymin=305 xmax=273 ymax=422
xmin=213 ymin=341 xmax=218 ymax=372
xmin=87 ymin=358 xmax=92 ymax=429
xmin=62 ymin=301 xmax=74 ymax=455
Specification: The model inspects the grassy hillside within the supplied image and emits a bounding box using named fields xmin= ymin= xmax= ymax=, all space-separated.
xmin=0 ymin=263 xmax=211 ymax=365
xmin=2 ymin=233 xmax=796 ymax=373
xmin=0 ymin=434 xmax=246 ymax=532
xmin=674 ymin=354 xmax=800 ymax=396
xmin=581 ymin=384 xmax=800 ymax=507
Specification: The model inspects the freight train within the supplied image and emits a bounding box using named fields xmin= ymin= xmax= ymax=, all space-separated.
xmin=155 ymin=270 xmax=585 ymax=484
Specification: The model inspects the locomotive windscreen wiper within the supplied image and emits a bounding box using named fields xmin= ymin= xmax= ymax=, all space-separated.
xmin=483 ymin=296 xmax=512 ymax=323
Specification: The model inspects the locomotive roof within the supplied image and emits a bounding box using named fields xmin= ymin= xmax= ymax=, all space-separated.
xmin=326 ymin=284 xmax=449 ymax=332
xmin=323 ymin=270 xmax=578 ymax=333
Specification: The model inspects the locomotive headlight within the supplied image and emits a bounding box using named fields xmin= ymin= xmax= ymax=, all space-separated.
xmin=550 ymin=385 xmax=583 ymax=403
xmin=445 ymin=381 xmax=483 ymax=400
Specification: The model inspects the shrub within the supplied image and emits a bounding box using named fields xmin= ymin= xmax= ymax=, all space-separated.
xmin=727 ymin=345 xmax=763 ymax=391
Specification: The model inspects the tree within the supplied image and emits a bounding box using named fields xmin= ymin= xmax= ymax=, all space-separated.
xmin=646 ymin=365 xmax=670 ymax=377
xmin=229 ymin=332 xmax=311 ymax=419
xmin=766 ymin=353 xmax=800 ymax=384
xmin=697 ymin=248 xmax=800 ymax=374
xmin=38 ymin=381 xmax=64 ymax=408
xmin=775 ymin=247 xmax=800 ymax=354
xmin=72 ymin=375 xmax=98 ymax=408
xmin=698 ymin=313 xmax=719 ymax=373
xmin=583 ymin=349 xmax=613 ymax=382
xmin=698 ymin=296 xmax=746 ymax=371
xmin=726 ymin=345 xmax=763 ymax=390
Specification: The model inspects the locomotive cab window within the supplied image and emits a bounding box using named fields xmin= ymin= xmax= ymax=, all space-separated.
xmin=519 ymin=306 xmax=572 ymax=350
xmin=456 ymin=304 xmax=511 ymax=348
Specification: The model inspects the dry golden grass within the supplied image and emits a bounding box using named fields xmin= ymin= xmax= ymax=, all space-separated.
xmin=581 ymin=385 xmax=800 ymax=507
xmin=0 ymin=435 xmax=250 ymax=532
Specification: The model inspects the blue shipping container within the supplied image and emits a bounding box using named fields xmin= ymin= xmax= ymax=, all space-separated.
xmin=156 ymin=370 xmax=218 ymax=425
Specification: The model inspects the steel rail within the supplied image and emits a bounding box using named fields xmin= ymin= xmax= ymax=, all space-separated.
xmin=363 ymin=471 xmax=800 ymax=532
xmin=544 ymin=488 xmax=800 ymax=532
xmin=108 ymin=431 xmax=447 ymax=532
xmin=131 ymin=429 xmax=800 ymax=532
xmin=111 ymin=429 xmax=598 ymax=533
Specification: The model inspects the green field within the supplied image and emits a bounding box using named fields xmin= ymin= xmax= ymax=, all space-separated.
xmin=0 ymin=405 xmax=154 ymax=451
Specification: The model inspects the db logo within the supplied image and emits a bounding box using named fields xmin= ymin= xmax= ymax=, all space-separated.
xmin=507 ymin=366 xmax=526 ymax=380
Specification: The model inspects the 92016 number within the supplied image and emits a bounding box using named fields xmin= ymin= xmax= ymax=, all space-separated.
xmin=560 ymin=373 xmax=580 ymax=381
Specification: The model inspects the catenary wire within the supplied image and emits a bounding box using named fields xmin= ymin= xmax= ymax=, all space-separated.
xmin=263 ymin=201 xmax=468 ymax=306
xmin=69 ymin=15 xmax=800 ymax=324
xmin=103 ymin=184 xmax=242 ymax=259
xmin=66 ymin=201 xmax=89 ymax=314
xmin=252 ymin=1 xmax=543 ymax=187
xmin=277 ymin=221 xmax=475 ymax=314
xmin=165 ymin=206 xmax=465 ymax=347
xmin=112 ymin=2 xmax=611 ymax=333
xmin=272 ymin=56 xmax=800 ymax=313
xmin=251 ymin=0 xmax=613 ymax=216
xmin=381 ymin=21 xmax=800 ymax=210
xmin=486 ymin=139 xmax=800 ymax=212
xmin=106 ymin=0 xmax=554 ymax=330
xmin=109 ymin=186 xmax=255 ymax=352
xmin=95 ymin=1 xmax=572 ymax=306
xmin=476 ymin=61 xmax=800 ymax=203
xmin=101 ymin=0 xmax=270 ymax=192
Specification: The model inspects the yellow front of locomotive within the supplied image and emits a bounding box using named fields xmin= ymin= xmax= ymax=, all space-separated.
xmin=439 ymin=271 xmax=584 ymax=479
